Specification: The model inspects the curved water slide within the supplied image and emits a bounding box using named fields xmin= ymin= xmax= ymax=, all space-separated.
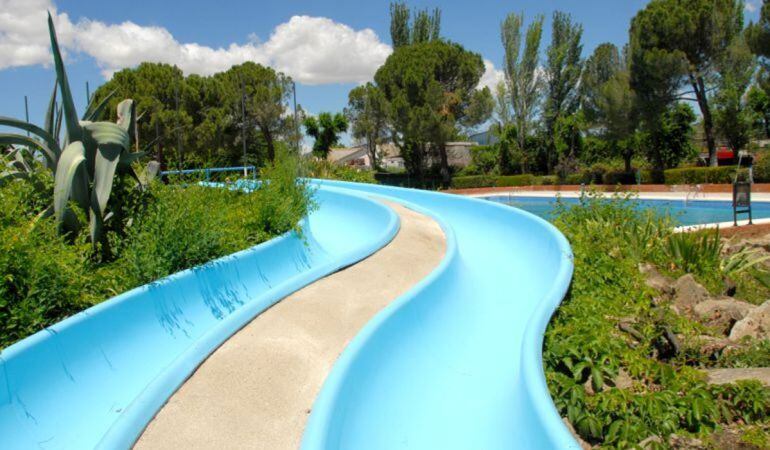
xmin=302 ymin=180 xmax=576 ymax=450
xmin=0 ymin=180 xmax=575 ymax=449
xmin=0 ymin=189 xmax=399 ymax=449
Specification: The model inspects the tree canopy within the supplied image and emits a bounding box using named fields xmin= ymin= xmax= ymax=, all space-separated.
xmin=374 ymin=39 xmax=492 ymax=183
xmin=303 ymin=112 xmax=349 ymax=159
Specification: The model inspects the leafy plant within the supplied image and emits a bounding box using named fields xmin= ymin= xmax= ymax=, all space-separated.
xmin=0 ymin=14 xmax=146 ymax=250
xmin=662 ymin=229 xmax=721 ymax=276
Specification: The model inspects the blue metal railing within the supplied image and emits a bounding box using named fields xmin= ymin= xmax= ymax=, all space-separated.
xmin=160 ymin=166 xmax=257 ymax=181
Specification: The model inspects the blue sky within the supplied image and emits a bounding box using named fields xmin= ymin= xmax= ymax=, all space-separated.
xmin=0 ymin=0 xmax=761 ymax=144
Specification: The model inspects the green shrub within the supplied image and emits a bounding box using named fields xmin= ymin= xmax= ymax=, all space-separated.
xmin=538 ymin=175 xmax=559 ymax=185
xmin=545 ymin=194 xmax=770 ymax=447
xmin=495 ymin=174 xmax=535 ymax=187
xmin=663 ymin=166 xmax=745 ymax=185
xmin=753 ymin=152 xmax=770 ymax=183
xmin=0 ymin=156 xmax=312 ymax=349
xmin=302 ymin=159 xmax=377 ymax=184
xmin=450 ymin=175 xmax=496 ymax=189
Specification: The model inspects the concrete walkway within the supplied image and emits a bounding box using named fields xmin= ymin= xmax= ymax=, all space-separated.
xmin=134 ymin=202 xmax=446 ymax=450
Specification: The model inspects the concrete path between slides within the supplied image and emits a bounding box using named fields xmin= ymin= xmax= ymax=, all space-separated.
xmin=134 ymin=202 xmax=445 ymax=450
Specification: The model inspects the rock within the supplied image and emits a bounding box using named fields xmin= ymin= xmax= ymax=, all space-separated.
xmin=639 ymin=435 xmax=663 ymax=449
xmin=704 ymin=368 xmax=770 ymax=387
xmin=639 ymin=263 xmax=675 ymax=295
xmin=562 ymin=417 xmax=592 ymax=450
xmin=696 ymin=335 xmax=735 ymax=356
xmin=613 ymin=368 xmax=634 ymax=390
xmin=730 ymin=300 xmax=770 ymax=341
xmin=668 ymin=433 xmax=705 ymax=449
xmin=723 ymin=277 xmax=737 ymax=297
xmin=673 ymin=274 xmax=711 ymax=315
xmin=693 ymin=298 xmax=755 ymax=335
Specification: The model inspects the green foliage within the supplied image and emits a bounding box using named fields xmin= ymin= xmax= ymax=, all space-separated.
xmin=544 ymin=11 xmax=584 ymax=172
xmin=374 ymin=39 xmax=491 ymax=183
xmin=461 ymin=145 xmax=498 ymax=175
xmin=714 ymin=36 xmax=757 ymax=152
xmin=500 ymin=12 xmax=544 ymax=160
xmin=303 ymin=112 xmax=348 ymax=159
xmin=0 ymin=156 xmax=312 ymax=350
xmin=545 ymin=194 xmax=770 ymax=447
xmin=302 ymin=159 xmax=377 ymax=184
xmin=662 ymin=230 xmax=722 ymax=276
xmin=753 ymin=151 xmax=770 ymax=182
xmin=645 ymin=103 xmax=698 ymax=170
xmin=345 ymin=83 xmax=389 ymax=170
xmin=629 ymin=0 xmax=744 ymax=166
xmin=1 ymin=15 xmax=146 ymax=252
xmin=663 ymin=165 xmax=745 ymax=184
xmin=93 ymin=60 xmax=296 ymax=169
xmin=450 ymin=174 xmax=535 ymax=189
xmin=389 ymin=2 xmax=441 ymax=48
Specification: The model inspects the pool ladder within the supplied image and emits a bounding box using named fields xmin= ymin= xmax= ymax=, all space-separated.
xmin=684 ymin=184 xmax=703 ymax=206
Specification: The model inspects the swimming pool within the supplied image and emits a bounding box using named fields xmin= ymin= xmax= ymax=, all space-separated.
xmin=482 ymin=195 xmax=770 ymax=226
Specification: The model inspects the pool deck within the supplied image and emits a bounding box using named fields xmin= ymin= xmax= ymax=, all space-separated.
xmin=451 ymin=187 xmax=770 ymax=231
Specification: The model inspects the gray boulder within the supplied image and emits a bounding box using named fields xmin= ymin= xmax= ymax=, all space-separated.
xmin=705 ymin=368 xmax=770 ymax=387
xmin=693 ymin=298 xmax=754 ymax=335
xmin=730 ymin=300 xmax=770 ymax=341
xmin=639 ymin=263 xmax=675 ymax=295
xmin=673 ymin=274 xmax=711 ymax=315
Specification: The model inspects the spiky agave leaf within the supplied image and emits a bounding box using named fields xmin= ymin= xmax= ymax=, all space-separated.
xmin=44 ymin=82 xmax=58 ymax=136
xmin=82 ymin=89 xmax=116 ymax=122
xmin=53 ymin=141 xmax=89 ymax=231
xmin=48 ymin=12 xmax=82 ymax=144
xmin=0 ymin=133 xmax=57 ymax=168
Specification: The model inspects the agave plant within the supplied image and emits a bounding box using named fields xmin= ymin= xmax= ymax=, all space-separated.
xmin=0 ymin=13 xmax=146 ymax=247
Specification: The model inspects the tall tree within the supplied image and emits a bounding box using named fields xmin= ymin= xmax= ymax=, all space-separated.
xmin=304 ymin=112 xmax=348 ymax=159
xmin=747 ymin=0 xmax=770 ymax=58
xmin=544 ymin=11 xmax=584 ymax=173
xmin=713 ymin=36 xmax=757 ymax=152
xmin=345 ymin=83 xmax=389 ymax=170
xmin=389 ymin=2 xmax=441 ymax=48
xmin=218 ymin=63 xmax=292 ymax=163
xmin=748 ymin=71 xmax=770 ymax=138
xmin=581 ymin=43 xmax=622 ymax=123
xmin=595 ymin=69 xmax=638 ymax=172
xmin=500 ymin=12 xmax=544 ymax=168
xmin=630 ymin=0 xmax=744 ymax=166
xmin=375 ymin=40 xmax=492 ymax=183
xmin=646 ymin=103 xmax=698 ymax=170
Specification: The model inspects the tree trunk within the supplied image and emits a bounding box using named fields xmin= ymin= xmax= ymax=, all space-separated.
xmin=692 ymin=75 xmax=717 ymax=167
xmin=764 ymin=115 xmax=770 ymax=139
xmin=262 ymin=127 xmax=275 ymax=162
xmin=623 ymin=147 xmax=632 ymax=174
xmin=367 ymin=136 xmax=378 ymax=171
xmin=438 ymin=142 xmax=451 ymax=186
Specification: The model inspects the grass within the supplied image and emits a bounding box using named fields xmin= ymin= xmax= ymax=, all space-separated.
xmin=0 ymin=156 xmax=313 ymax=350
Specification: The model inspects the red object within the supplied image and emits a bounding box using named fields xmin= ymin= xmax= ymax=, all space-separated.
xmin=717 ymin=147 xmax=734 ymax=160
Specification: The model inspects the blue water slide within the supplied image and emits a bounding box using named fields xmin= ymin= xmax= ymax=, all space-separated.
xmin=302 ymin=180 xmax=577 ymax=450
xmin=0 ymin=188 xmax=398 ymax=449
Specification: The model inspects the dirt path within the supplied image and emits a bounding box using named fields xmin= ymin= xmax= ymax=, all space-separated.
xmin=134 ymin=202 xmax=446 ymax=450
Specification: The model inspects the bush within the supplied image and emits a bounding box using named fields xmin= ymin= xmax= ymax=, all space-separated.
xmin=495 ymin=174 xmax=535 ymax=187
xmin=450 ymin=175 xmax=496 ymax=189
xmin=753 ymin=152 xmax=770 ymax=183
xmin=0 ymin=156 xmax=313 ymax=349
xmin=663 ymin=166 xmax=745 ymax=185
xmin=545 ymin=194 xmax=770 ymax=447
xmin=302 ymin=159 xmax=377 ymax=184
xmin=450 ymin=174 xmax=536 ymax=189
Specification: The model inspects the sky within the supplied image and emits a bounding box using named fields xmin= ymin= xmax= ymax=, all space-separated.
xmin=0 ymin=0 xmax=762 ymax=145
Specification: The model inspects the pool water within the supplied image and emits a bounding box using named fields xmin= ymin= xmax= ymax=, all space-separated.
xmin=482 ymin=195 xmax=770 ymax=226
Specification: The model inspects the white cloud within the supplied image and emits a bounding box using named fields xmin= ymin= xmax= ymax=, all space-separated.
xmin=478 ymin=59 xmax=505 ymax=91
xmin=0 ymin=0 xmax=392 ymax=84
xmin=746 ymin=1 xmax=758 ymax=13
